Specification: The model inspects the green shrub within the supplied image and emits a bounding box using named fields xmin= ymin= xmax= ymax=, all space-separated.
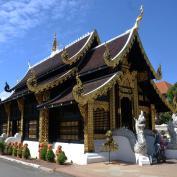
xmin=57 ymin=151 xmax=67 ymax=165
xmin=22 ymin=144 xmax=30 ymax=159
xmin=17 ymin=144 xmax=23 ymax=158
xmin=39 ymin=143 xmax=48 ymax=161
xmin=7 ymin=144 xmax=13 ymax=155
xmin=12 ymin=142 xmax=18 ymax=156
xmin=12 ymin=146 xmax=17 ymax=156
xmin=0 ymin=141 xmax=5 ymax=154
xmin=46 ymin=149 xmax=55 ymax=162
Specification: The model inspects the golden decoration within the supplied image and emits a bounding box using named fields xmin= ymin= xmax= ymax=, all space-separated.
xmin=72 ymin=71 xmax=123 ymax=106
xmin=103 ymin=43 xmax=112 ymax=66
xmin=118 ymin=70 xmax=135 ymax=88
xmin=61 ymin=48 xmax=70 ymax=64
xmin=17 ymin=98 xmax=24 ymax=135
xmin=26 ymin=69 xmax=37 ymax=92
xmin=62 ymin=30 xmax=100 ymax=65
xmin=94 ymin=100 xmax=109 ymax=112
xmin=103 ymin=28 xmax=164 ymax=81
xmin=27 ymin=68 xmax=77 ymax=93
xmin=134 ymin=5 xmax=144 ymax=29
xmin=103 ymin=30 xmax=135 ymax=68
xmin=52 ymin=32 xmax=58 ymax=52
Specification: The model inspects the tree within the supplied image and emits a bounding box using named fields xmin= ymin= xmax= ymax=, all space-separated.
xmin=167 ymin=82 xmax=177 ymax=109
xmin=157 ymin=83 xmax=177 ymax=124
xmin=102 ymin=130 xmax=118 ymax=164
xmin=158 ymin=112 xmax=172 ymax=124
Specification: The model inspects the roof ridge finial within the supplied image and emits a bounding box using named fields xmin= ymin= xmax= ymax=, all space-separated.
xmin=157 ymin=64 xmax=162 ymax=80
xmin=28 ymin=60 xmax=31 ymax=69
xmin=134 ymin=5 xmax=144 ymax=29
xmin=52 ymin=32 xmax=58 ymax=52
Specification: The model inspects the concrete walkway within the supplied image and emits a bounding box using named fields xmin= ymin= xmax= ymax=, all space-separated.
xmin=1 ymin=155 xmax=177 ymax=177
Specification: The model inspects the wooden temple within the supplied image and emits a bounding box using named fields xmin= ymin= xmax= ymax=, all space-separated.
xmin=0 ymin=7 xmax=174 ymax=153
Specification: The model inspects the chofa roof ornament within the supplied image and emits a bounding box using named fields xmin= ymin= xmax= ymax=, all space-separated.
xmin=134 ymin=5 xmax=144 ymax=29
xmin=51 ymin=32 xmax=59 ymax=53
xmin=156 ymin=64 xmax=162 ymax=80
xmin=4 ymin=82 xmax=11 ymax=92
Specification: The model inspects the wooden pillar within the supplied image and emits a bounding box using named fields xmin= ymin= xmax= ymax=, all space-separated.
xmin=133 ymin=71 xmax=139 ymax=118
xmin=17 ymin=98 xmax=24 ymax=137
xmin=4 ymin=103 xmax=10 ymax=136
xmin=151 ymin=104 xmax=156 ymax=130
xmin=84 ymin=100 xmax=94 ymax=152
xmin=110 ymin=87 xmax=116 ymax=129
xmin=39 ymin=108 xmax=49 ymax=142
xmin=35 ymin=92 xmax=49 ymax=142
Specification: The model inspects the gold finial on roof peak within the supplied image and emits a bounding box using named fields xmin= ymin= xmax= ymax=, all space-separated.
xmin=134 ymin=5 xmax=144 ymax=29
xmin=52 ymin=32 xmax=58 ymax=52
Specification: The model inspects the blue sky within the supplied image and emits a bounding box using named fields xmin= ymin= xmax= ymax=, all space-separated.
xmin=0 ymin=0 xmax=177 ymax=95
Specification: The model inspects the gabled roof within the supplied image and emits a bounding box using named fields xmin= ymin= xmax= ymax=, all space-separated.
xmin=156 ymin=81 xmax=172 ymax=95
xmin=80 ymin=30 xmax=130 ymax=74
xmin=8 ymin=30 xmax=100 ymax=91
xmin=37 ymin=72 xmax=122 ymax=109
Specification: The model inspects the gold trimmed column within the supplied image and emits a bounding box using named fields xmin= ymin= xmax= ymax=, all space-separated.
xmin=17 ymin=98 xmax=24 ymax=136
xmin=84 ymin=100 xmax=94 ymax=152
xmin=39 ymin=108 xmax=49 ymax=142
xmin=133 ymin=71 xmax=139 ymax=118
xmin=151 ymin=104 xmax=156 ymax=130
xmin=110 ymin=87 xmax=116 ymax=129
xmin=4 ymin=103 xmax=10 ymax=136
xmin=35 ymin=92 xmax=49 ymax=142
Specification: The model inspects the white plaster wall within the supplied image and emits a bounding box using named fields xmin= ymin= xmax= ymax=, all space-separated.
xmin=22 ymin=136 xmax=136 ymax=164
xmin=94 ymin=136 xmax=136 ymax=163
xmin=53 ymin=142 xmax=85 ymax=164
xmin=23 ymin=141 xmax=39 ymax=159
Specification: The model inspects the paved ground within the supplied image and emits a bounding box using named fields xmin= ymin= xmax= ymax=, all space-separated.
xmin=0 ymin=158 xmax=73 ymax=177
xmin=1 ymin=156 xmax=177 ymax=177
xmin=55 ymin=160 xmax=177 ymax=177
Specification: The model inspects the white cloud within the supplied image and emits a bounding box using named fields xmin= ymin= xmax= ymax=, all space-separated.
xmin=0 ymin=0 xmax=89 ymax=43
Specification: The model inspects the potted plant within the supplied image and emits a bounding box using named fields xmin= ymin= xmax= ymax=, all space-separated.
xmin=0 ymin=141 xmax=5 ymax=155
xmin=56 ymin=145 xmax=67 ymax=165
xmin=102 ymin=130 xmax=118 ymax=164
xmin=22 ymin=143 xmax=30 ymax=159
xmin=17 ymin=143 xmax=23 ymax=158
xmin=39 ymin=142 xmax=48 ymax=161
xmin=12 ymin=142 xmax=18 ymax=156
xmin=7 ymin=142 xmax=13 ymax=155
xmin=46 ymin=144 xmax=55 ymax=162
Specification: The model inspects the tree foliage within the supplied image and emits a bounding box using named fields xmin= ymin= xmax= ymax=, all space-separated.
xmin=167 ymin=82 xmax=177 ymax=106
xmin=158 ymin=82 xmax=177 ymax=124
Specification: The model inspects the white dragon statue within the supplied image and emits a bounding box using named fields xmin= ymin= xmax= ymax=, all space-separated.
xmin=134 ymin=110 xmax=147 ymax=155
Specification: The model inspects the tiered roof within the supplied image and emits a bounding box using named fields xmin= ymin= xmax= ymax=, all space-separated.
xmin=0 ymin=10 xmax=174 ymax=112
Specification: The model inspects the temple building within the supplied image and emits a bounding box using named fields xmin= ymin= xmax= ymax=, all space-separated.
xmin=0 ymin=7 xmax=175 ymax=164
xmin=156 ymin=81 xmax=172 ymax=98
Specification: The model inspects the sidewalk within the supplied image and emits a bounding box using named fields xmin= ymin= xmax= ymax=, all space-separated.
xmin=1 ymin=155 xmax=177 ymax=177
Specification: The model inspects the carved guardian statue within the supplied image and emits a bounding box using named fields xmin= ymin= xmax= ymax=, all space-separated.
xmin=134 ymin=111 xmax=147 ymax=155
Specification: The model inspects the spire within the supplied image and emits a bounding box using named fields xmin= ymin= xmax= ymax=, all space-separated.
xmin=52 ymin=32 xmax=58 ymax=52
xmin=134 ymin=5 xmax=144 ymax=29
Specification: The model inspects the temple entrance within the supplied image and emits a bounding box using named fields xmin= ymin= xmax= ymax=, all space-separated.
xmin=121 ymin=97 xmax=133 ymax=131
